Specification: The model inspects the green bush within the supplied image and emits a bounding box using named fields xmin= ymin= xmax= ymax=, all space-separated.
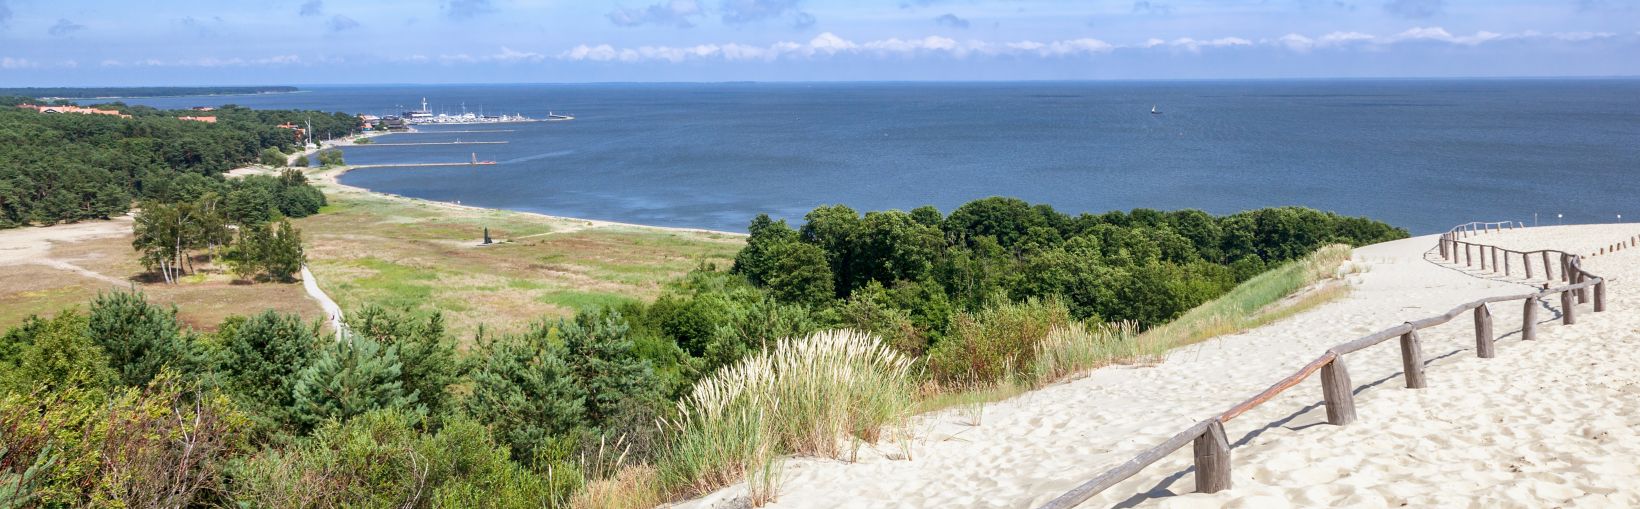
xmin=926 ymin=296 xmax=1074 ymax=386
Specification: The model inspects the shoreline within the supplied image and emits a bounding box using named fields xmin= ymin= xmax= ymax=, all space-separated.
xmin=315 ymin=164 xmax=745 ymax=237
xmin=229 ymin=132 xmax=744 ymax=237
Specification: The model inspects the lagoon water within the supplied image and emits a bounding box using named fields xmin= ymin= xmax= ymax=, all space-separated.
xmin=122 ymin=80 xmax=1640 ymax=234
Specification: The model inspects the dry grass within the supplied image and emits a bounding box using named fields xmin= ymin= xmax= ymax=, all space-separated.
xmin=0 ymin=235 xmax=322 ymax=332
xmin=294 ymin=185 xmax=742 ymax=344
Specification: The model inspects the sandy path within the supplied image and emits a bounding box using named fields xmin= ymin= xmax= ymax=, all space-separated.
xmin=1149 ymin=223 xmax=1640 ymax=508
xmin=0 ymin=216 xmax=134 ymax=288
xmin=301 ymin=264 xmax=345 ymax=335
xmin=681 ymin=225 xmax=1638 ymax=509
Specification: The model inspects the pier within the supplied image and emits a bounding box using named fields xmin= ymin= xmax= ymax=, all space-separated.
xmin=398 ymin=129 xmax=516 ymax=134
xmin=349 ymin=162 xmax=492 ymax=169
xmin=351 ymin=141 xmax=509 ymax=147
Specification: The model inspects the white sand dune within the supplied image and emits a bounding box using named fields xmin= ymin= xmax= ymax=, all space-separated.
xmin=679 ymin=224 xmax=1640 ymax=509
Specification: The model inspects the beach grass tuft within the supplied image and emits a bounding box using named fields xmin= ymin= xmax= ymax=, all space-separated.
xmin=658 ymin=329 xmax=916 ymax=504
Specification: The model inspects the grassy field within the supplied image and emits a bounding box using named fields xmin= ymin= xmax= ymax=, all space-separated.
xmin=0 ymin=167 xmax=744 ymax=340
xmin=295 ymin=168 xmax=744 ymax=342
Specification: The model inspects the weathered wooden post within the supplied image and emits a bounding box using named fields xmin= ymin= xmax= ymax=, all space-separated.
xmin=1465 ymin=243 xmax=1473 ymax=266
xmin=1473 ymin=304 xmax=1495 ymax=358
xmin=1521 ymin=297 xmax=1538 ymax=341
xmin=1575 ymin=262 xmax=1588 ymax=304
xmin=1399 ymin=331 xmax=1426 ymax=389
xmin=1560 ymin=254 xmax=1570 ymax=282
xmin=1524 ymin=252 xmax=1534 ymax=279
xmin=1193 ymin=420 xmax=1231 ymax=493
xmin=1562 ymin=290 xmax=1576 ymax=325
xmin=1543 ymin=252 xmax=1553 ymax=280
xmin=1492 ymin=246 xmax=1500 ymax=271
xmin=1503 ymin=249 xmax=1510 ymax=276
xmin=1320 ymin=357 xmax=1357 ymax=426
xmin=1480 ymin=246 xmax=1488 ymax=270
xmin=1595 ymin=279 xmax=1606 ymax=313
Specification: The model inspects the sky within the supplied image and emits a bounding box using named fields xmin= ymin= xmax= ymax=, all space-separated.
xmin=0 ymin=0 xmax=1636 ymax=85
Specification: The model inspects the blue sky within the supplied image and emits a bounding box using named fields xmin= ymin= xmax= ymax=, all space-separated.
xmin=0 ymin=0 xmax=1635 ymax=85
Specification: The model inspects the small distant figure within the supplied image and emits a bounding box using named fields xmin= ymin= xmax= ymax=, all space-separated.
xmin=483 ymin=227 xmax=492 ymax=245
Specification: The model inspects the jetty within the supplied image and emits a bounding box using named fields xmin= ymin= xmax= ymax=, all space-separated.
xmin=352 ymin=141 xmax=508 ymax=147
xmin=351 ymin=162 xmax=490 ymax=169
xmin=398 ymin=129 xmax=516 ymax=134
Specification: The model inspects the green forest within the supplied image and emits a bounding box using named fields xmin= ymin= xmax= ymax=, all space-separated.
xmin=0 ymin=87 xmax=299 ymax=99
xmin=0 ymin=96 xmax=357 ymax=228
xmin=0 ymin=188 xmax=1406 ymax=507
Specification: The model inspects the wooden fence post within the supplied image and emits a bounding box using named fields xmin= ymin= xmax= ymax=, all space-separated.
xmin=1503 ymin=249 xmax=1510 ymax=276
xmin=1399 ymin=331 xmax=1426 ymax=389
xmin=1562 ymin=290 xmax=1576 ymax=325
xmin=1473 ymin=305 xmax=1495 ymax=358
xmin=1575 ymin=264 xmax=1589 ymax=304
xmin=1193 ymin=420 xmax=1231 ymax=493
xmin=1480 ymin=246 xmax=1488 ymax=270
xmin=1595 ymin=280 xmax=1606 ymax=313
xmin=1560 ymin=254 xmax=1569 ymax=282
xmin=1466 ymin=244 xmax=1473 ymax=266
xmin=1543 ymin=252 xmax=1553 ymax=280
xmin=1320 ymin=357 xmax=1356 ymax=426
xmin=1524 ymin=252 xmax=1534 ymax=279
xmin=1521 ymin=297 xmax=1538 ymax=341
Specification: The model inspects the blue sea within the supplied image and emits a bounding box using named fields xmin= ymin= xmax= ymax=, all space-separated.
xmin=119 ymin=80 xmax=1640 ymax=234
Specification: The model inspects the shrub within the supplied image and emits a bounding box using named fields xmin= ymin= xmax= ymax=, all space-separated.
xmin=1026 ymin=323 xmax=1153 ymax=386
xmin=464 ymin=334 xmax=587 ymax=462
xmin=234 ymin=410 xmax=578 ymax=508
xmin=86 ymin=291 xmax=186 ymax=387
xmin=926 ymin=296 xmax=1074 ymax=386
xmin=290 ymin=332 xmax=416 ymax=432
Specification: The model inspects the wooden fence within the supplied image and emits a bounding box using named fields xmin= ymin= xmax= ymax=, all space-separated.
xmin=1039 ymin=224 xmax=1609 ymax=509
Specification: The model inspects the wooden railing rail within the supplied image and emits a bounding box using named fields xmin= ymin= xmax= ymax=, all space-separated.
xmin=1038 ymin=225 xmax=1608 ymax=509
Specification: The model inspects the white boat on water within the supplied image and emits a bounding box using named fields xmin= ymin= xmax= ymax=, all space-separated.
xmin=1151 ymin=105 xmax=1162 ymax=115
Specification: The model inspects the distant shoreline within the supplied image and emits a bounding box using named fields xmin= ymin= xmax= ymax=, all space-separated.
xmin=254 ymin=134 xmax=743 ymax=237
xmin=53 ymin=91 xmax=306 ymax=101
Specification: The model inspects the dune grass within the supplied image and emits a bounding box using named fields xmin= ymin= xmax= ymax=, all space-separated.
xmin=657 ymin=329 xmax=916 ymax=503
xmin=588 ymin=245 xmax=1357 ymax=507
xmin=1138 ymin=243 xmax=1354 ymax=350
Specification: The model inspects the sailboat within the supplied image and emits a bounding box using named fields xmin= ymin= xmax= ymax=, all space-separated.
xmin=1150 ymin=105 xmax=1162 ymax=115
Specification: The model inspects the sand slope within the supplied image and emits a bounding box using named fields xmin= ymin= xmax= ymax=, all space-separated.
xmin=681 ymin=224 xmax=1640 ymax=509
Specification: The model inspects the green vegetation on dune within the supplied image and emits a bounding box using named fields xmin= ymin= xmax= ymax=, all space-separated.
xmin=0 ymin=193 xmax=1400 ymax=507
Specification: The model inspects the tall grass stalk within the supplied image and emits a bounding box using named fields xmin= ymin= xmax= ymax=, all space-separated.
xmin=658 ymin=329 xmax=915 ymax=502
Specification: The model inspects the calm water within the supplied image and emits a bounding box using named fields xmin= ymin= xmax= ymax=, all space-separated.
xmin=121 ymin=80 xmax=1640 ymax=234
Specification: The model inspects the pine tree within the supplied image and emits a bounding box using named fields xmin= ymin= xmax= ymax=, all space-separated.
xmin=85 ymin=290 xmax=185 ymax=387
xmin=348 ymin=306 xmax=461 ymax=421
xmin=558 ymin=310 xmax=662 ymax=428
xmin=464 ymin=334 xmax=586 ymax=461
xmin=220 ymin=311 xmax=321 ymax=430
xmin=291 ymin=332 xmax=416 ymax=431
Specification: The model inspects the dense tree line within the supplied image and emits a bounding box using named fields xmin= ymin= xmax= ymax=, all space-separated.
xmin=0 ymin=96 xmax=357 ymax=228
xmin=0 ymin=86 xmax=298 ymax=99
xmin=733 ymin=199 xmax=1406 ymax=332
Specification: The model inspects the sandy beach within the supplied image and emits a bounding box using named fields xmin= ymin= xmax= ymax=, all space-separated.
xmin=679 ymin=223 xmax=1640 ymax=508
